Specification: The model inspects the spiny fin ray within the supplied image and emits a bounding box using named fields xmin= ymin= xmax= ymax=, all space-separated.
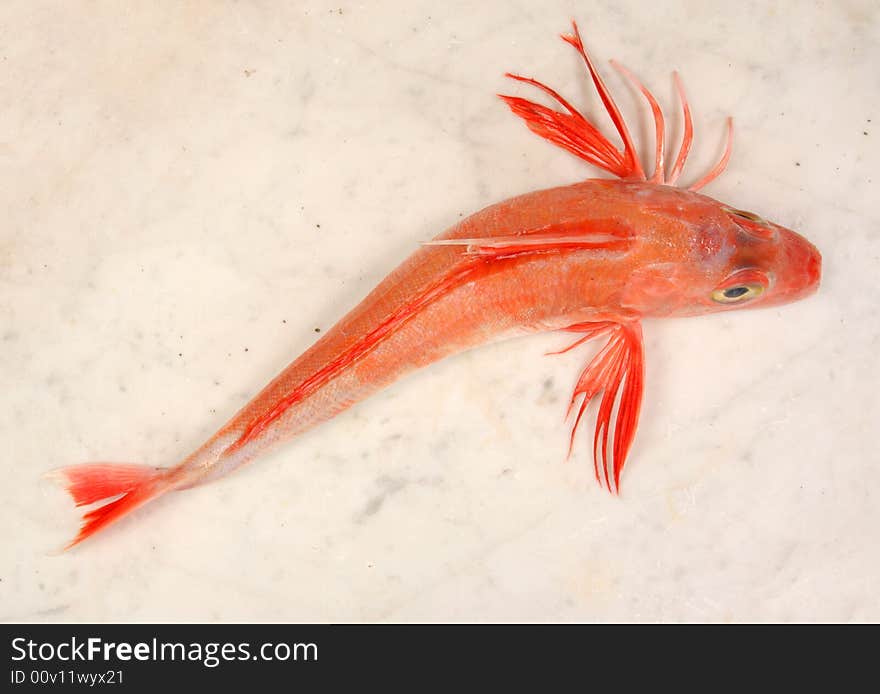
xmin=557 ymin=321 xmax=645 ymax=492
xmin=499 ymin=20 xmax=645 ymax=180
xmin=424 ymin=219 xmax=636 ymax=259
xmin=501 ymin=22 xmax=733 ymax=192
xmin=47 ymin=463 xmax=171 ymax=549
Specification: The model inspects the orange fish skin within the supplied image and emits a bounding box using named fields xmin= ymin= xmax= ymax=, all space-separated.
xmin=175 ymin=179 xmax=820 ymax=485
xmin=52 ymin=22 xmax=821 ymax=548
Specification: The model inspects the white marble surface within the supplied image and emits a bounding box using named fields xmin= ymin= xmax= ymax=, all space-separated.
xmin=2 ymin=0 xmax=878 ymax=622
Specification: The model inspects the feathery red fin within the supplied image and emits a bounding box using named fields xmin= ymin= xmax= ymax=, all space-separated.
xmin=502 ymin=24 xmax=733 ymax=192
xmin=48 ymin=463 xmax=172 ymax=549
xmin=499 ymin=21 xmax=645 ymax=180
xmin=557 ymin=321 xmax=644 ymax=492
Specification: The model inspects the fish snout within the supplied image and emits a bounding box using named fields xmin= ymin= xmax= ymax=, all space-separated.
xmin=773 ymin=228 xmax=822 ymax=303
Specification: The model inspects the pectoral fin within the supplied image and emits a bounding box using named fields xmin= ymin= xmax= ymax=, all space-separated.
xmin=556 ymin=320 xmax=645 ymax=492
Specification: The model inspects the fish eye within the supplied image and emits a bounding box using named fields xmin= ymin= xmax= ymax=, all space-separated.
xmin=727 ymin=208 xmax=763 ymax=223
xmin=722 ymin=206 xmax=776 ymax=240
xmin=711 ymin=283 xmax=765 ymax=304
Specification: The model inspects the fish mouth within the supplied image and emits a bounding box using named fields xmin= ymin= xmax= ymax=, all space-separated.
xmin=806 ymin=241 xmax=822 ymax=289
xmin=795 ymin=235 xmax=822 ymax=297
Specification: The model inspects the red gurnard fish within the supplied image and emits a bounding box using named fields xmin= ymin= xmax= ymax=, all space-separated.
xmin=52 ymin=23 xmax=821 ymax=548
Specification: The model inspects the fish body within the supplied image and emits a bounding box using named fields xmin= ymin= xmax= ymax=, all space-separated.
xmin=53 ymin=23 xmax=821 ymax=548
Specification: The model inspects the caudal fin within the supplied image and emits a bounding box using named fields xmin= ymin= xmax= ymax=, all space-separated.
xmin=47 ymin=463 xmax=173 ymax=549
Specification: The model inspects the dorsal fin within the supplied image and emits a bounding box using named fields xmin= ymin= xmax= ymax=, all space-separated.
xmin=499 ymin=21 xmax=735 ymax=190
xmin=498 ymin=21 xmax=645 ymax=180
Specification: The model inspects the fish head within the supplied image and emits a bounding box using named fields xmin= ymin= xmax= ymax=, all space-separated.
xmin=621 ymin=187 xmax=821 ymax=317
xmin=707 ymin=206 xmax=821 ymax=310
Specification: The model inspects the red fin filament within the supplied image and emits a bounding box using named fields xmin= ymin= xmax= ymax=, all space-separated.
xmin=230 ymin=260 xmax=489 ymax=451
xmin=688 ymin=117 xmax=734 ymax=192
xmin=610 ymin=60 xmax=665 ymax=183
xmin=499 ymin=21 xmax=644 ymax=180
xmin=667 ymin=72 xmax=694 ymax=185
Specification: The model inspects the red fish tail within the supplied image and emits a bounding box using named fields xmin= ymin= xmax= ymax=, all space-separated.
xmin=499 ymin=21 xmax=645 ymax=180
xmin=47 ymin=463 xmax=175 ymax=549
